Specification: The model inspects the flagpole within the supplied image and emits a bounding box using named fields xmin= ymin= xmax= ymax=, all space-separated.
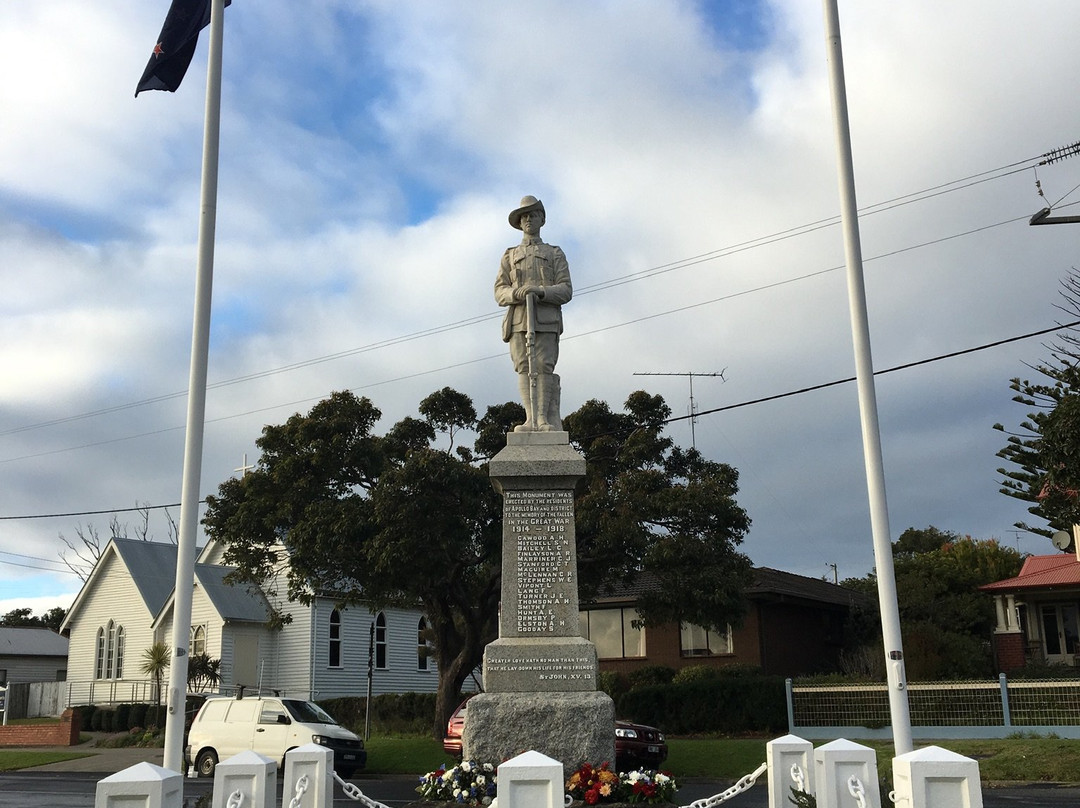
xmin=821 ymin=0 xmax=913 ymax=754
xmin=163 ymin=0 xmax=224 ymax=774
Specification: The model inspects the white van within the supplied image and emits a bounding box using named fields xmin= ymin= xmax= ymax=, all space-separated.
xmin=186 ymin=695 xmax=366 ymax=778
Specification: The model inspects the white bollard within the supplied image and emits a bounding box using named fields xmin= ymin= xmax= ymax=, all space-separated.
xmin=283 ymin=743 xmax=335 ymax=808
xmin=814 ymin=738 xmax=880 ymax=808
xmin=766 ymin=734 xmax=814 ymax=808
xmin=892 ymin=746 xmax=983 ymax=808
xmin=95 ymin=761 xmax=183 ymax=808
xmin=213 ymin=750 xmax=277 ymax=808
xmin=497 ymin=750 xmax=564 ymax=808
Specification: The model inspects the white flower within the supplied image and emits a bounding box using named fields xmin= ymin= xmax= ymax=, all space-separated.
xmin=454 ymin=788 xmax=463 ymax=798
xmin=462 ymin=761 xmax=473 ymax=772
xmin=627 ymin=771 xmax=642 ymax=783
xmin=476 ymin=775 xmax=486 ymax=786
xmin=656 ymin=773 xmax=670 ymax=784
xmin=484 ymin=763 xmax=494 ymax=772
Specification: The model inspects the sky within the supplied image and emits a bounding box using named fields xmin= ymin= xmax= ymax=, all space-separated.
xmin=3 ymin=0 xmax=1080 ymax=618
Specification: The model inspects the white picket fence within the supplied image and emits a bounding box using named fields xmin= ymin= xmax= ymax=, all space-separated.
xmin=95 ymin=735 xmax=983 ymax=808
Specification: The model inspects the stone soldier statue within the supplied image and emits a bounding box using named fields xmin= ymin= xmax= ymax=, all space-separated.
xmin=494 ymin=195 xmax=572 ymax=431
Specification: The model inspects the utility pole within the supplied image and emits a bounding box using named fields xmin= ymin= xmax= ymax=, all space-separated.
xmin=633 ymin=370 xmax=725 ymax=449
xmin=1030 ymin=140 xmax=1080 ymax=224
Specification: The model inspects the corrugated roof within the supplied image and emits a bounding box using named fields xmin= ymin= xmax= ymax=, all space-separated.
xmin=194 ymin=564 xmax=271 ymax=623
xmin=0 ymin=626 xmax=69 ymax=657
xmin=980 ymin=553 xmax=1080 ymax=592
xmin=112 ymin=538 xmax=185 ymax=616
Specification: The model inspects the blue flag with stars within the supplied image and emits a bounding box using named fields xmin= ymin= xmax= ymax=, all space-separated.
xmin=136 ymin=0 xmax=231 ymax=96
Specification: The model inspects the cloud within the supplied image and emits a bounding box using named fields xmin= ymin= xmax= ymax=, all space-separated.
xmin=3 ymin=0 xmax=1080 ymax=611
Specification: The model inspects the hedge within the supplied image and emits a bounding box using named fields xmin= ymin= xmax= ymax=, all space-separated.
xmin=319 ymin=692 xmax=452 ymax=736
xmin=617 ymin=674 xmax=788 ymax=735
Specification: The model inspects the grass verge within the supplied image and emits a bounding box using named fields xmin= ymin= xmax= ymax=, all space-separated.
xmin=0 ymin=751 xmax=94 ymax=772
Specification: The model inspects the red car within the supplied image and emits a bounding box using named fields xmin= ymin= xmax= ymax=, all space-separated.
xmin=442 ymin=699 xmax=668 ymax=772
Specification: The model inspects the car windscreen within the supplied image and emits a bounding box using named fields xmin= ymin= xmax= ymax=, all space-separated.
xmin=283 ymin=699 xmax=338 ymax=725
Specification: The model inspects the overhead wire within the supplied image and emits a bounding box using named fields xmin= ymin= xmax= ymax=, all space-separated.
xmin=0 ymin=149 xmax=1059 ymax=441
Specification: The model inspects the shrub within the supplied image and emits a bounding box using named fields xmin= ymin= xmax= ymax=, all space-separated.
xmin=626 ymin=666 xmax=676 ymax=690
xmin=128 ymin=702 xmax=148 ymax=730
xmin=319 ymin=692 xmax=445 ymax=736
xmin=598 ymin=670 xmax=629 ymax=702
xmin=619 ymin=674 xmax=787 ymax=735
xmin=115 ymin=703 xmax=132 ymax=731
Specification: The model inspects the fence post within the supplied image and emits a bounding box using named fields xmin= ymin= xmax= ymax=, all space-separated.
xmin=497 ymin=750 xmax=564 ymax=808
xmin=998 ymin=673 xmax=1011 ymax=729
xmin=213 ymin=750 xmax=277 ymax=808
xmin=95 ymin=761 xmax=183 ymax=808
xmin=283 ymin=743 xmax=335 ymax=808
xmin=891 ymin=745 xmax=983 ymax=808
xmin=766 ymin=734 xmax=813 ymax=808
xmin=785 ymin=678 xmax=795 ymax=733
xmin=814 ymin=738 xmax=879 ymax=808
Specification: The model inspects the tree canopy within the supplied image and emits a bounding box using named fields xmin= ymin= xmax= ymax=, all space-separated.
xmin=995 ymin=271 xmax=1080 ymax=537
xmin=0 ymin=606 xmax=67 ymax=633
xmin=843 ymin=526 xmax=1023 ymax=679
xmin=203 ymin=388 xmax=753 ymax=738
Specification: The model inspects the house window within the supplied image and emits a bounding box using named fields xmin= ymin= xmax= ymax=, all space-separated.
xmin=191 ymin=625 xmax=206 ymax=657
xmin=96 ymin=622 xmax=126 ymax=679
xmin=329 ymin=609 xmax=342 ymax=668
xmin=680 ymin=623 xmax=732 ymax=657
xmin=114 ymin=625 xmax=125 ymax=679
xmin=417 ymin=617 xmax=429 ymax=671
xmin=105 ymin=620 xmax=116 ymax=678
xmin=580 ymin=608 xmax=645 ymax=659
xmin=95 ymin=628 xmax=106 ymax=679
xmin=375 ymin=612 xmax=387 ymax=669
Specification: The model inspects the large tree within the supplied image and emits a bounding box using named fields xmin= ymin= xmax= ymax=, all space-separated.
xmin=843 ymin=526 xmax=1023 ymax=679
xmin=203 ymin=388 xmax=752 ymax=738
xmin=995 ymin=271 xmax=1080 ymax=537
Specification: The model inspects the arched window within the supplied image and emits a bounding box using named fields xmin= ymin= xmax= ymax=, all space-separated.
xmin=329 ymin=609 xmax=342 ymax=668
xmin=114 ymin=625 xmax=126 ymax=679
xmin=375 ymin=612 xmax=387 ymax=669
xmin=105 ymin=620 xmax=116 ymax=679
xmin=417 ymin=617 xmax=429 ymax=671
xmin=190 ymin=625 xmax=206 ymax=657
xmin=95 ymin=627 xmax=106 ymax=679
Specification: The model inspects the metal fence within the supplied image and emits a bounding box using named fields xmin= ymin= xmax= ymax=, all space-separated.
xmin=787 ymin=675 xmax=1080 ymax=739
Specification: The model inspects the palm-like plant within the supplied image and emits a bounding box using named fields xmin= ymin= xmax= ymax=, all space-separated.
xmin=140 ymin=641 xmax=170 ymax=711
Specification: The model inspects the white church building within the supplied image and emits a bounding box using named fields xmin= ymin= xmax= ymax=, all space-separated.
xmin=60 ymin=537 xmax=441 ymax=706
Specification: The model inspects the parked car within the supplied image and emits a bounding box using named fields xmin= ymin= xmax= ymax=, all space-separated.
xmin=442 ymin=698 xmax=668 ymax=772
xmin=186 ymin=695 xmax=366 ymax=778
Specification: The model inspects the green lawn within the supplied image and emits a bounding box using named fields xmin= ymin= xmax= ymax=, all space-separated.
xmin=0 ymin=750 xmax=94 ymax=772
xmin=361 ymin=735 xmax=1080 ymax=784
xmin=3 ymin=735 xmax=1077 ymax=785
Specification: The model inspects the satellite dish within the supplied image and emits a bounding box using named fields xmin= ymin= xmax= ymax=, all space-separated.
xmin=1051 ymin=530 xmax=1072 ymax=550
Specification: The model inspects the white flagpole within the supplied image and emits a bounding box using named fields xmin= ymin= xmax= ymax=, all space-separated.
xmin=821 ymin=0 xmax=913 ymax=754
xmin=163 ymin=0 xmax=225 ymax=774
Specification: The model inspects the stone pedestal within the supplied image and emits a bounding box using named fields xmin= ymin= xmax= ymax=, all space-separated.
xmin=463 ymin=431 xmax=615 ymax=772
xmin=466 ymin=691 xmax=614 ymax=773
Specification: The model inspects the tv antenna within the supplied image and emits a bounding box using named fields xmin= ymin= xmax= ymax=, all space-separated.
xmin=633 ymin=370 xmax=725 ymax=449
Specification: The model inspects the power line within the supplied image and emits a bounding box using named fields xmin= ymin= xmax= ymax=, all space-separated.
xmin=5 ymin=319 xmax=1079 ymax=523
xmin=0 ymin=149 xmax=1059 ymax=441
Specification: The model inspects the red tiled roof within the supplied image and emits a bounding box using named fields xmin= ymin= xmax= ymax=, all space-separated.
xmin=980 ymin=553 xmax=1080 ymax=591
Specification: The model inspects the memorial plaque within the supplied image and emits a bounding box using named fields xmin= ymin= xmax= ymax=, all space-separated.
xmin=502 ymin=489 xmax=580 ymax=638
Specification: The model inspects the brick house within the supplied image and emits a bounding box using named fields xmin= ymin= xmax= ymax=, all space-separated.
xmin=981 ymin=552 xmax=1080 ymax=673
xmin=579 ymin=567 xmax=866 ymax=679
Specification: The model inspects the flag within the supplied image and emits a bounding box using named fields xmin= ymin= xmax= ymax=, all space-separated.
xmin=135 ymin=0 xmax=231 ymax=96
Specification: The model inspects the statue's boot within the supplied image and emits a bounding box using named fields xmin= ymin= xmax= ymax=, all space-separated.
xmin=536 ymin=373 xmax=560 ymax=431
xmin=514 ymin=372 xmax=535 ymax=432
